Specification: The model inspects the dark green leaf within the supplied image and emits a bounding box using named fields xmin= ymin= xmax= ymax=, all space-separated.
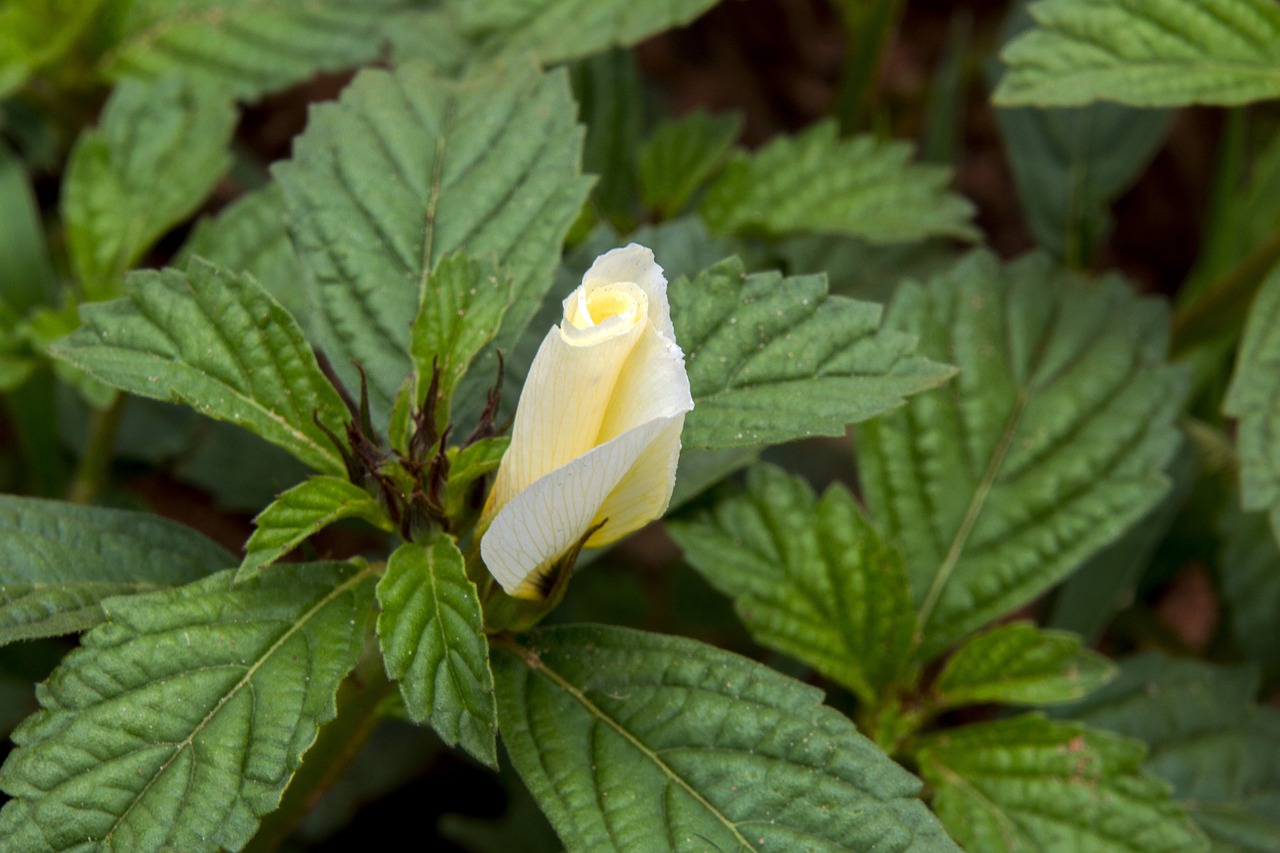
xmin=1217 ymin=505 xmax=1280 ymax=677
xmin=639 ymin=110 xmax=742 ymax=218
xmin=0 ymin=142 xmax=55 ymax=312
xmin=444 ymin=437 xmax=509 ymax=522
xmin=572 ymin=48 xmax=644 ymax=224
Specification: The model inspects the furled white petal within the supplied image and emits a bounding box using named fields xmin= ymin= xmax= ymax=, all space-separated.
xmin=578 ymin=244 xmax=673 ymax=341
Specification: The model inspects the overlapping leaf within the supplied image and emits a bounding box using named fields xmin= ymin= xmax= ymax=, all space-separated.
xmin=858 ymin=251 xmax=1185 ymax=658
xmin=51 ymin=259 xmax=350 ymax=476
xmin=1217 ymin=506 xmax=1280 ymax=677
xmin=917 ymin=714 xmax=1206 ymax=852
xmin=0 ymin=496 xmax=232 ymax=645
xmin=994 ymin=0 xmax=1280 ymax=107
xmin=0 ymin=0 xmax=109 ymax=98
xmin=62 ymin=75 xmax=236 ymax=296
xmin=639 ymin=110 xmax=742 ymax=218
xmin=377 ymin=540 xmax=496 ymax=766
xmin=275 ymin=61 xmax=590 ymax=424
xmin=0 ymin=562 xmax=377 ymax=853
xmin=494 ymin=624 xmax=961 ymax=852
xmin=700 ymin=121 xmax=976 ymax=244
xmin=668 ymin=463 xmax=916 ymax=703
xmin=671 ymin=257 xmax=956 ymax=449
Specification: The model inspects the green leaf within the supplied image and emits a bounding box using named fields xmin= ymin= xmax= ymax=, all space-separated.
xmin=51 ymin=258 xmax=351 ymax=476
xmin=700 ymin=120 xmax=977 ymax=244
xmin=0 ymin=0 xmax=109 ymax=99
xmin=0 ymin=142 xmax=56 ymax=313
xmin=444 ymin=437 xmax=509 ymax=522
xmin=101 ymin=0 xmax=421 ymax=100
xmin=917 ymin=714 xmax=1207 ymax=853
xmin=572 ymin=48 xmax=644 ymax=225
xmin=494 ymin=624 xmax=961 ymax=853
xmin=275 ymin=60 xmax=591 ymax=424
xmin=0 ymin=495 xmax=232 ymax=645
xmin=668 ymin=463 xmax=916 ymax=703
xmin=993 ymin=0 xmax=1280 ymax=107
xmin=0 ymin=561 xmax=377 ymax=853
xmin=857 ymin=251 xmax=1186 ymax=658
xmin=1217 ymin=505 xmax=1280 ymax=678
xmin=459 ymin=0 xmax=723 ymax=65
xmin=672 ymin=257 xmax=957 ymax=449
xmin=182 ymin=184 xmax=309 ymax=324
xmin=238 ymin=476 xmax=393 ymax=583
xmin=62 ymin=75 xmax=236 ymax=296
xmin=376 ymin=539 xmax=497 ymax=767
xmin=1224 ymin=263 xmax=1280 ymax=546
xmin=1059 ymin=653 xmax=1280 ymax=852
xmin=639 ymin=110 xmax=742 ymax=219
xmin=934 ymin=621 xmax=1114 ymax=709
xmin=410 ymin=252 xmax=513 ymax=423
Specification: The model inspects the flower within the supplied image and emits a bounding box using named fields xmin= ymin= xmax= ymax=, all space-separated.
xmin=480 ymin=244 xmax=693 ymax=600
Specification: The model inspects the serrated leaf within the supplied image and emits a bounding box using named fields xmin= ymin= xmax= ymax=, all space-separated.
xmin=1224 ymin=263 xmax=1280 ymax=546
xmin=0 ymin=561 xmax=377 ymax=853
xmin=376 ymin=539 xmax=496 ymax=767
xmin=700 ymin=120 xmax=976 ymax=244
xmin=668 ymin=463 xmax=916 ymax=703
xmin=51 ymin=258 xmax=350 ymax=477
xmin=1059 ymin=653 xmax=1280 ymax=852
xmin=917 ymin=714 xmax=1207 ymax=852
xmin=275 ymin=61 xmax=590 ymax=425
xmin=237 ymin=476 xmax=393 ymax=583
xmin=934 ymin=621 xmax=1114 ymax=709
xmin=1217 ymin=505 xmax=1280 ymax=678
xmin=494 ymin=624 xmax=961 ymax=853
xmin=62 ymin=75 xmax=236 ymax=296
xmin=460 ymin=0 xmax=722 ymax=65
xmin=410 ymin=252 xmax=513 ymax=423
xmin=858 ymin=251 xmax=1186 ymax=659
xmin=572 ymin=48 xmax=643 ymax=224
xmin=101 ymin=0 xmax=419 ymax=100
xmin=0 ymin=496 xmax=232 ymax=645
xmin=993 ymin=0 xmax=1280 ymax=107
xmin=672 ymin=257 xmax=957 ymax=449
xmin=639 ymin=110 xmax=742 ymax=218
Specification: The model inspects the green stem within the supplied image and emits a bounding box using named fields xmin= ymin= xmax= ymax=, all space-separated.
xmin=833 ymin=0 xmax=905 ymax=134
xmin=67 ymin=391 xmax=124 ymax=504
xmin=1171 ymin=225 xmax=1280 ymax=355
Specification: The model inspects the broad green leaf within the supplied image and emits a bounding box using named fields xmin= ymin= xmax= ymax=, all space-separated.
xmin=934 ymin=621 xmax=1113 ymax=709
xmin=377 ymin=539 xmax=497 ymax=767
xmin=275 ymin=61 xmax=591 ymax=424
xmin=917 ymin=714 xmax=1207 ymax=852
xmin=0 ymin=495 xmax=232 ymax=645
xmin=993 ymin=0 xmax=1280 ymax=107
xmin=494 ymin=624 xmax=961 ymax=853
xmin=858 ymin=251 xmax=1186 ymax=658
xmin=639 ymin=110 xmax=742 ymax=219
xmin=1060 ymin=653 xmax=1280 ymax=852
xmin=668 ymin=463 xmax=916 ymax=703
xmin=238 ymin=476 xmax=393 ymax=583
xmin=572 ymin=48 xmax=643 ymax=225
xmin=0 ymin=561 xmax=377 ymax=853
xmin=410 ymin=252 xmax=513 ymax=423
xmin=51 ymin=259 xmax=350 ymax=476
xmin=669 ymin=445 xmax=758 ymax=509
xmin=1217 ymin=506 xmax=1280 ymax=678
xmin=101 ymin=0 xmax=420 ymax=100
xmin=0 ymin=0 xmax=109 ymax=98
xmin=182 ymin=184 xmax=308 ymax=324
xmin=770 ymin=233 xmax=959 ymax=305
xmin=700 ymin=121 xmax=977 ymax=244
xmin=459 ymin=0 xmax=723 ymax=65
xmin=0 ymin=142 xmax=55 ymax=313
xmin=672 ymin=257 xmax=957 ymax=449
xmin=62 ymin=75 xmax=236 ymax=297
xmin=1223 ymin=263 xmax=1280 ymax=546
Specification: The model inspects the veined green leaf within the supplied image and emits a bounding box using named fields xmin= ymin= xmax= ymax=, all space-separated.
xmin=237 ymin=476 xmax=393 ymax=583
xmin=639 ymin=110 xmax=742 ymax=219
xmin=858 ymin=251 xmax=1185 ymax=658
xmin=0 ymin=496 xmax=232 ymax=645
xmin=445 ymin=437 xmax=509 ymax=522
xmin=101 ymin=0 xmax=420 ymax=100
xmin=494 ymin=624 xmax=961 ymax=853
xmin=377 ymin=539 xmax=496 ymax=767
xmin=700 ymin=121 xmax=977 ymax=244
xmin=51 ymin=259 xmax=350 ymax=476
xmin=993 ymin=0 xmax=1280 ymax=107
xmin=934 ymin=621 xmax=1114 ymax=709
xmin=1224 ymin=264 xmax=1280 ymax=546
xmin=459 ymin=0 xmax=722 ymax=65
xmin=275 ymin=61 xmax=590 ymax=425
xmin=62 ymin=75 xmax=236 ymax=297
xmin=668 ymin=463 xmax=916 ymax=703
xmin=1217 ymin=506 xmax=1280 ymax=678
xmin=0 ymin=561 xmax=377 ymax=853
xmin=917 ymin=714 xmax=1207 ymax=852
xmin=1059 ymin=653 xmax=1280 ymax=852
xmin=672 ymin=257 xmax=956 ymax=449
xmin=572 ymin=48 xmax=643 ymax=225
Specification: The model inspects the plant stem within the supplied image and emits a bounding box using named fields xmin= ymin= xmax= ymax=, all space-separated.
xmin=833 ymin=0 xmax=905 ymax=134
xmin=67 ymin=391 xmax=124 ymax=504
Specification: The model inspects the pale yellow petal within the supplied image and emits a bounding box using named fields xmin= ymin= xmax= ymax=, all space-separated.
xmin=587 ymin=414 xmax=685 ymax=548
xmin=580 ymin=244 xmax=673 ymax=341
xmin=596 ymin=323 xmax=693 ymax=445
